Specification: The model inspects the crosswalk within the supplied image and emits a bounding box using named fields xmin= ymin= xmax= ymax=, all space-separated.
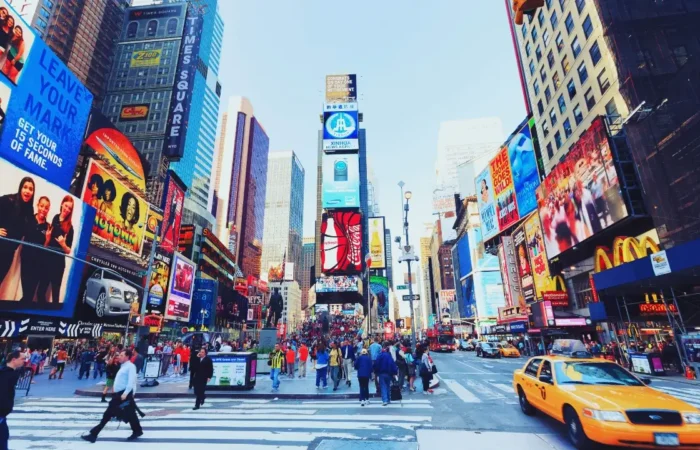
xmin=655 ymin=385 xmax=700 ymax=409
xmin=8 ymin=397 xmax=434 ymax=449
xmin=439 ymin=376 xmax=517 ymax=404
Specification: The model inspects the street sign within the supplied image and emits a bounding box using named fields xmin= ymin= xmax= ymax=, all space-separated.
xmin=396 ymin=284 xmax=408 ymax=290
xmin=402 ymin=294 xmax=420 ymax=301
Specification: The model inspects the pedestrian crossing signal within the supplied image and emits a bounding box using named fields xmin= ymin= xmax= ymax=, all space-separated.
xmin=513 ymin=0 xmax=545 ymax=25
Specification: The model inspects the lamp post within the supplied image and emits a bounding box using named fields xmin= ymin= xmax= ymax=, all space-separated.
xmin=399 ymin=186 xmax=418 ymax=352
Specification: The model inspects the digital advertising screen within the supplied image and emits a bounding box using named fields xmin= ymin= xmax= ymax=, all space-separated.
xmin=0 ymin=0 xmax=93 ymax=190
xmin=536 ymin=117 xmax=628 ymax=259
xmin=322 ymin=152 xmax=360 ymax=208
xmin=475 ymin=167 xmax=498 ymax=240
xmin=322 ymin=102 xmax=358 ymax=151
xmin=513 ymin=224 xmax=534 ymax=303
xmin=207 ymin=354 xmax=247 ymax=387
xmin=81 ymin=160 xmax=148 ymax=257
xmin=369 ymin=275 xmax=389 ymax=320
xmin=321 ymin=211 xmax=362 ymax=274
xmin=491 ymin=146 xmax=519 ymax=231
xmin=507 ymin=124 xmax=540 ymax=217
xmin=0 ymin=158 xmax=94 ymax=317
xmin=368 ymin=217 xmax=386 ymax=269
xmin=523 ymin=213 xmax=551 ymax=300
xmin=315 ymin=275 xmax=359 ymax=293
xmin=501 ymin=235 xmax=525 ymax=310
xmin=473 ymin=271 xmax=505 ymax=318
xmin=160 ymin=172 xmax=185 ymax=254
xmin=146 ymin=249 xmax=171 ymax=313
xmin=165 ymin=252 xmax=195 ymax=322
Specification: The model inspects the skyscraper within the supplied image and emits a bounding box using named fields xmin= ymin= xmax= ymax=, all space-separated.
xmin=260 ymin=151 xmax=305 ymax=283
xmin=384 ymin=228 xmax=393 ymax=288
xmin=300 ymin=237 xmax=315 ymax=312
xmin=213 ymin=96 xmax=270 ymax=278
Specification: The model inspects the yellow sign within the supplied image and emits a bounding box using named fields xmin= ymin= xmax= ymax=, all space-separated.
xmin=594 ymin=236 xmax=661 ymax=273
xmin=130 ymin=49 xmax=162 ymax=68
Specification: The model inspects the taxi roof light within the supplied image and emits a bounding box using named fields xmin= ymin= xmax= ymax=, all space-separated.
xmin=551 ymin=339 xmax=592 ymax=358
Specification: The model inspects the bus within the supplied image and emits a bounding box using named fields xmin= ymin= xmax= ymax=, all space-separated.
xmin=426 ymin=323 xmax=456 ymax=352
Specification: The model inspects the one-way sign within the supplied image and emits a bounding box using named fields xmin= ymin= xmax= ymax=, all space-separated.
xmin=402 ymin=294 xmax=420 ymax=301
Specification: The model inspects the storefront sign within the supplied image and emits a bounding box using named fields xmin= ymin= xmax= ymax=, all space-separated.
xmin=498 ymin=305 xmax=527 ymax=323
xmin=639 ymin=302 xmax=677 ymax=315
xmin=543 ymin=291 xmax=569 ymax=307
xmin=554 ymin=317 xmax=591 ymax=327
xmin=120 ymin=104 xmax=150 ymax=121
xmin=510 ymin=321 xmax=527 ymax=333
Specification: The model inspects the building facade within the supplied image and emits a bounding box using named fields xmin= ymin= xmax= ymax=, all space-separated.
xmin=300 ymin=237 xmax=315 ymax=311
xmin=260 ymin=151 xmax=305 ymax=283
xmin=279 ymin=281 xmax=302 ymax=333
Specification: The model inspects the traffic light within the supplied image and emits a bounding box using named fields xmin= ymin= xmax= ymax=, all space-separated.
xmin=513 ymin=0 xmax=545 ymax=25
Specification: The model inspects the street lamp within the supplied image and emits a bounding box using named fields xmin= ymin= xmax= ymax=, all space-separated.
xmin=399 ymin=186 xmax=418 ymax=352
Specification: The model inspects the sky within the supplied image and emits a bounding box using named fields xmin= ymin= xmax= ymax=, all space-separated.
xmin=217 ymin=1 xmax=527 ymax=302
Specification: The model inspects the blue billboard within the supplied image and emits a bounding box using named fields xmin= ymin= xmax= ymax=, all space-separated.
xmin=190 ymin=278 xmax=217 ymax=328
xmin=322 ymin=102 xmax=358 ymax=151
xmin=322 ymin=152 xmax=360 ymax=208
xmin=474 ymin=271 xmax=506 ymax=318
xmin=507 ymin=124 xmax=540 ymax=217
xmin=0 ymin=0 xmax=93 ymax=190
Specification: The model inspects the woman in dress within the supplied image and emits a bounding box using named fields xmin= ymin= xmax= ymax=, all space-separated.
xmin=20 ymin=196 xmax=50 ymax=304
xmin=0 ymin=176 xmax=34 ymax=286
xmin=39 ymin=196 xmax=74 ymax=304
xmin=3 ymin=24 xmax=26 ymax=83
xmin=0 ymin=13 xmax=14 ymax=67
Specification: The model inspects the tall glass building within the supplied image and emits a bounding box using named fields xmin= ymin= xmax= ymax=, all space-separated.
xmin=300 ymin=237 xmax=315 ymax=312
xmin=260 ymin=151 xmax=305 ymax=284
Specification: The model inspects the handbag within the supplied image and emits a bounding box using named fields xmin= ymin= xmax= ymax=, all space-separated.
xmin=431 ymin=364 xmax=438 ymax=375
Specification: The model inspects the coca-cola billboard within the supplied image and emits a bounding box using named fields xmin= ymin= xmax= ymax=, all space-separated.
xmin=321 ymin=211 xmax=363 ymax=274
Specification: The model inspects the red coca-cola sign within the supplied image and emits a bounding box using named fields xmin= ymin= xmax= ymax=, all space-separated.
xmin=321 ymin=211 xmax=362 ymax=274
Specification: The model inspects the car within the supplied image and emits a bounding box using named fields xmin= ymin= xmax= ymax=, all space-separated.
xmin=83 ymin=269 xmax=139 ymax=317
xmin=497 ymin=342 xmax=521 ymax=358
xmin=459 ymin=339 xmax=475 ymax=351
xmin=513 ymin=340 xmax=700 ymax=449
xmin=476 ymin=342 xmax=501 ymax=358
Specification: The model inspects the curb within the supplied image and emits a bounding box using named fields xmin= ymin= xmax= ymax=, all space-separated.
xmin=648 ymin=375 xmax=700 ymax=386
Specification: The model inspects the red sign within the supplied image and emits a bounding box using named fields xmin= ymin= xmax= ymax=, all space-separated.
xmin=277 ymin=323 xmax=287 ymax=337
xmin=543 ymin=291 xmax=569 ymax=307
xmin=384 ymin=322 xmax=395 ymax=339
xmin=160 ymin=174 xmax=185 ymax=254
xmin=589 ymin=273 xmax=599 ymax=303
xmin=640 ymin=303 xmax=677 ymax=315
xmin=143 ymin=314 xmax=163 ymax=328
xmin=321 ymin=211 xmax=363 ymax=274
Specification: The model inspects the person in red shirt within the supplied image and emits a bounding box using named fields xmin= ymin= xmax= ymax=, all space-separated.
xmin=181 ymin=345 xmax=191 ymax=375
xmin=285 ymin=347 xmax=296 ymax=379
xmin=298 ymin=343 xmax=309 ymax=378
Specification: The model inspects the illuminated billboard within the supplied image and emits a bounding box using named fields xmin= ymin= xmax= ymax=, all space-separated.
xmin=507 ymin=124 xmax=540 ymax=217
xmin=476 ymin=167 xmax=499 ymax=240
xmin=370 ymin=275 xmax=389 ymax=320
xmin=368 ymin=217 xmax=386 ymax=269
xmin=160 ymin=172 xmax=185 ymax=255
xmin=523 ymin=213 xmax=551 ymax=300
xmin=321 ymin=211 xmax=362 ymax=274
xmin=84 ymin=127 xmax=146 ymax=193
xmin=322 ymin=152 xmax=360 ymax=208
xmin=322 ymin=102 xmax=359 ymax=151
xmin=165 ymin=252 xmax=195 ymax=322
xmin=512 ymin=224 xmax=534 ymax=303
xmin=316 ymin=275 xmax=360 ymax=293
xmin=325 ymin=74 xmax=357 ymax=102
xmin=491 ymin=147 xmax=519 ymax=231
xmin=130 ymin=49 xmax=162 ymax=68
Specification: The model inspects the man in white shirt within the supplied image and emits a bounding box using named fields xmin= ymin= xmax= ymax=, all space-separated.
xmin=220 ymin=341 xmax=233 ymax=352
xmin=82 ymin=350 xmax=143 ymax=442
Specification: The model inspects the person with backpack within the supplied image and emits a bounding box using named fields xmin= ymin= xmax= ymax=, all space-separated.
xmin=405 ymin=346 xmax=417 ymax=392
xmin=396 ymin=344 xmax=409 ymax=391
xmin=419 ymin=346 xmax=435 ymax=395
xmin=315 ymin=342 xmax=329 ymax=389
xmin=354 ymin=348 xmax=373 ymax=406
xmin=373 ymin=343 xmax=398 ymax=406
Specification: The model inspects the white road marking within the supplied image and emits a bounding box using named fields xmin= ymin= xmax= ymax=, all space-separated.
xmin=10 ymin=412 xmax=432 ymax=422
xmin=493 ymin=383 xmax=516 ymax=394
xmin=465 ymin=379 xmax=505 ymax=400
xmin=9 ymin=441 xmax=306 ymax=450
xmin=442 ymin=379 xmax=482 ymax=403
xmin=455 ymin=360 xmax=491 ymax=374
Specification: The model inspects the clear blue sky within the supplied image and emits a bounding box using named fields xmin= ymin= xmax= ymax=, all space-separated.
xmin=217 ymin=0 xmax=526 ymax=277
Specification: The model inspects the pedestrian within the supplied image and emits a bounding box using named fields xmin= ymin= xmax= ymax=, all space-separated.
xmin=78 ymin=347 xmax=95 ymax=380
xmin=81 ymin=350 xmax=143 ymax=443
xmin=369 ymin=337 xmax=382 ymax=386
xmin=406 ymin=346 xmax=417 ymax=392
xmin=132 ymin=348 xmax=145 ymax=375
xmin=396 ymin=345 xmax=408 ymax=390
xmin=1 ymin=350 xmax=25 ymax=449
xmin=315 ymin=342 xmax=329 ymax=389
xmin=355 ymin=348 xmax=372 ymax=406
xmin=101 ymin=355 xmax=119 ymax=402
xmin=341 ymin=339 xmax=355 ymax=387
xmin=419 ymin=347 xmax=434 ymax=395
xmin=373 ymin=343 xmax=398 ymax=406
xmin=298 ymin=342 xmax=308 ymax=378
xmin=220 ymin=341 xmax=232 ymax=352
xmin=268 ymin=344 xmax=284 ymax=393
xmin=94 ymin=346 xmax=107 ymax=379
xmin=181 ymin=344 xmax=190 ymax=375
xmin=189 ymin=346 xmax=199 ymax=390
xmin=51 ymin=346 xmax=67 ymax=379
xmin=285 ymin=345 xmax=296 ymax=379
xmin=329 ymin=341 xmax=342 ymax=391
xmin=192 ymin=348 xmax=213 ymax=410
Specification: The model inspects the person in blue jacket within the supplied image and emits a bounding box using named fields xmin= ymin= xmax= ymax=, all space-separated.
xmin=354 ymin=348 xmax=373 ymax=406
xmin=373 ymin=343 xmax=398 ymax=406
xmin=315 ymin=341 xmax=329 ymax=389
xmin=340 ymin=338 xmax=356 ymax=387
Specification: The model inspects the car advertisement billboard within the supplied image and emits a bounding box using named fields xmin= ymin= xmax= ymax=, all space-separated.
xmin=0 ymin=0 xmax=93 ymax=190
xmin=84 ymin=127 xmax=146 ymax=194
xmin=512 ymin=224 xmax=534 ymax=303
xmin=165 ymin=252 xmax=195 ymax=322
xmin=473 ymin=271 xmax=505 ymax=318
xmin=322 ymin=152 xmax=359 ymax=208
xmin=523 ymin=213 xmax=551 ymax=300
xmin=368 ymin=217 xmax=386 ymax=269
xmin=81 ymin=160 xmax=148 ymax=257
xmin=536 ymin=117 xmax=628 ymax=259
xmin=160 ymin=172 xmax=185 ymax=254
xmin=507 ymin=124 xmax=540 ymax=217
xmin=369 ymin=275 xmax=389 ymax=320
xmin=320 ymin=211 xmax=362 ymax=274
xmin=322 ymin=102 xmax=359 ymax=152
xmin=325 ymin=74 xmax=357 ymax=102
xmin=491 ymin=147 xmax=519 ymax=231
xmin=0 ymin=159 xmax=94 ymax=317
xmin=475 ymin=167 xmax=498 ymax=240
xmin=146 ymin=249 xmax=171 ymax=314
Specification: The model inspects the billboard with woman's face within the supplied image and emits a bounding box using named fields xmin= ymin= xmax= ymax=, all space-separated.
xmin=0 ymin=158 xmax=94 ymax=317
xmin=165 ymin=252 xmax=194 ymax=322
xmin=81 ymin=160 xmax=148 ymax=257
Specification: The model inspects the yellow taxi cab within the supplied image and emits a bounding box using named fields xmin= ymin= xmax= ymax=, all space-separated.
xmin=497 ymin=342 xmax=521 ymax=358
xmin=512 ymin=340 xmax=700 ymax=449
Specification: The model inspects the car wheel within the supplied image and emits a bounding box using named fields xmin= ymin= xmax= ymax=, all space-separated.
xmin=95 ymin=290 xmax=107 ymax=318
xmin=518 ymin=387 xmax=535 ymax=416
xmin=565 ymin=406 xmax=594 ymax=449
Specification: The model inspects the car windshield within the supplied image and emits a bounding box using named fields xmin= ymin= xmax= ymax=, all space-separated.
xmin=438 ymin=336 xmax=454 ymax=345
xmin=102 ymin=271 xmax=125 ymax=282
xmin=554 ymin=362 xmax=644 ymax=386
xmin=481 ymin=343 xmax=493 ymax=349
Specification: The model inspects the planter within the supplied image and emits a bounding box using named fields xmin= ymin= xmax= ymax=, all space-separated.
xmin=257 ymin=355 xmax=270 ymax=375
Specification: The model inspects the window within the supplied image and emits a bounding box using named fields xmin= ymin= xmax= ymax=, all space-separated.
xmin=533 ymin=79 xmax=541 ymax=95
xmin=563 ymin=118 xmax=572 ymax=138
xmin=672 ymin=45 xmax=688 ymax=67
xmin=550 ymin=11 xmax=558 ymax=28
xmin=545 ymin=0 xmax=553 ymax=8
xmin=565 ymin=13 xmax=574 ymax=34
xmin=524 ymin=359 xmax=542 ymax=377
xmin=573 ymin=104 xmax=584 ymax=124
xmin=540 ymin=361 xmax=553 ymax=378
xmin=552 ymin=71 xmax=561 ymax=88
xmin=126 ymin=22 xmax=138 ymax=38
xmin=555 ymin=34 xmax=564 ymax=53
xmin=576 ymin=0 xmax=586 ymax=13
xmin=546 ymin=143 xmax=554 ymax=159
xmin=167 ymin=18 xmax=178 ymax=35
xmin=544 ymin=85 xmax=552 ymax=102
xmin=605 ymin=98 xmax=619 ymax=118
xmin=584 ymin=87 xmax=596 ymax=109
xmin=531 ymin=27 xmax=538 ymax=42
xmin=543 ymin=29 xmax=551 ymax=46
xmin=582 ymin=15 xmax=593 ymax=39
xmin=525 ymin=42 xmax=532 ymax=57
xmin=529 ymin=60 xmax=536 ymax=75
xmin=542 ymin=120 xmax=550 ymax=137
xmin=578 ymin=62 xmax=589 ymax=83
xmin=567 ymin=79 xmax=577 ymax=99
xmin=540 ymin=66 xmax=547 ymax=84
xmin=522 ymin=22 xmax=528 ymax=39
xmin=547 ymin=50 xmax=555 ymax=68
xmin=538 ymin=99 xmax=545 ymax=115
xmin=597 ymin=68 xmax=610 ymax=93
xmin=571 ymin=36 xmax=582 ymax=58
xmin=562 ymin=55 xmax=571 ymax=74
xmin=146 ymin=20 xmax=158 ymax=37
xmin=590 ymin=41 xmax=602 ymax=65
xmin=535 ymin=45 xmax=542 ymax=61
xmin=554 ymin=131 xmax=562 ymax=148
xmin=37 ymin=18 xmax=47 ymax=29
xmin=538 ymin=9 xmax=545 ymax=26
xmin=558 ymin=95 xmax=567 ymax=113
xmin=550 ymin=109 xmax=558 ymax=125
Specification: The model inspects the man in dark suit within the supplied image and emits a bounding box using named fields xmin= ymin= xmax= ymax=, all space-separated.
xmin=192 ymin=347 xmax=213 ymax=410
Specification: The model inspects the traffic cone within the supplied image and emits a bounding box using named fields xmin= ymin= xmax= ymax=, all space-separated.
xmin=685 ymin=365 xmax=696 ymax=380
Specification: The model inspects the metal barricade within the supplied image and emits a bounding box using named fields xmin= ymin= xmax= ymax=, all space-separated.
xmin=15 ymin=367 xmax=34 ymax=397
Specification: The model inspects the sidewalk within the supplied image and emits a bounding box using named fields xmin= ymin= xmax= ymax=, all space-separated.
xmin=648 ymin=372 xmax=700 ymax=386
xmin=15 ymin=365 xmax=107 ymax=399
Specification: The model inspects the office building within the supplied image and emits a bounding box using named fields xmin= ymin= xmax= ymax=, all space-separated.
xmin=260 ymin=151 xmax=305 ymax=283
xmin=213 ymin=96 xmax=270 ymax=278
xmin=366 ymin=162 xmax=380 ymax=217
xmin=300 ymin=237 xmax=315 ymax=311
xmin=279 ymin=281 xmax=302 ymax=333
xmin=384 ymin=228 xmax=393 ymax=289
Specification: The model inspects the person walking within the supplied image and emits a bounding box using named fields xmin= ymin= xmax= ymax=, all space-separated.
xmin=78 ymin=347 xmax=95 ymax=380
xmin=369 ymin=337 xmax=382 ymax=391
xmin=285 ymin=345 xmax=296 ymax=379
xmin=81 ymin=350 xmax=143 ymax=443
xmin=341 ymin=339 xmax=355 ymax=387
xmin=181 ymin=345 xmax=190 ymax=375
xmin=396 ymin=344 xmax=408 ymax=391
xmin=373 ymin=344 xmax=398 ymax=406
xmin=50 ymin=346 xmax=67 ymax=380
xmin=268 ymin=344 xmax=284 ymax=393
xmin=192 ymin=348 xmax=213 ymax=410
xmin=101 ymin=355 xmax=119 ymax=402
xmin=419 ymin=347 xmax=434 ymax=395
xmin=406 ymin=346 xmax=417 ymax=392
xmin=329 ymin=342 xmax=342 ymax=391
xmin=188 ymin=346 xmax=200 ymax=390
xmin=354 ymin=348 xmax=372 ymax=406
xmin=298 ymin=342 xmax=308 ymax=378
xmin=93 ymin=346 xmax=107 ymax=379
xmin=1 ymin=350 xmax=25 ymax=449
xmin=315 ymin=342 xmax=329 ymax=389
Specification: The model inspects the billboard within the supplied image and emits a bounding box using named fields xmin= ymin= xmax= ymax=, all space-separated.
xmin=160 ymin=172 xmax=185 ymax=254
xmin=315 ymin=275 xmax=359 ymax=293
xmin=81 ymin=160 xmax=148 ymax=257
xmin=322 ymin=152 xmax=360 ymax=208
xmin=440 ymin=210 xmax=458 ymax=242
xmin=284 ymin=262 xmax=294 ymax=281
xmin=321 ymin=211 xmax=362 ymax=274
xmin=491 ymin=147 xmax=519 ymax=231
xmin=165 ymin=252 xmax=195 ymax=322
xmin=0 ymin=0 xmax=93 ymax=190
xmin=130 ymin=49 xmax=162 ymax=68
xmin=164 ymin=5 xmax=203 ymax=160
xmin=502 ymin=236 xmax=525 ymax=310
xmin=141 ymin=207 xmax=162 ymax=259
xmin=469 ymin=227 xmax=499 ymax=271
xmin=127 ymin=4 xmax=183 ymax=21
xmin=476 ymin=167 xmax=498 ymax=240
xmin=7 ymin=0 xmax=40 ymax=21
xmin=119 ymin=104 xmax=150 ymax=122
xmin=84 ymin=127 xmax=146 ymax=193
xmin=325 ymin=74 xmax=357 ymax=102
xmin=322 ymin=102 xmax=359 ymax=151
xmin=512 ymin=224 xmax=535 ymax=303
xmin=536 ymin=117 xmax=628 ymax=259
xmin=190 ymin=278 xmax=217 ymax=328
xmin=523 ymin=213 xmax=551 ymax=300
xmin=267 ymin=261 xmax=284 ymax=283
xmin=146 ymin=249 xmax=171 ymax=313
xmin=0 ymin=159 xmax=94 ymax=317
xmin=508 ymin=124 xmax=540 ymax=217
xmin=369 ymin=275 xmax=389 ymax=320
xmin=473 ymin=271 xmax=506 ymax=318
xmin=177 ymin=224 xmax=195 ymax=259
xmin=368 ymin=217 xmax=386 ymax=269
